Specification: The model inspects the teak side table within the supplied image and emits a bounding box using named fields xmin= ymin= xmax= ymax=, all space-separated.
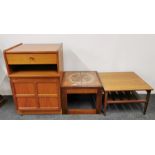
xmin=61 ymin=71 xmax=102 ymax=114
xmin=99 ymin=72 xmax=153 ymax=115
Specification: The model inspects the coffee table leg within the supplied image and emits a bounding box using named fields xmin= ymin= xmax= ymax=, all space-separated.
xmin=96 ymin=89 xmax=102 ymax=114
xmin=143 ymin=90 xmax=151 ymax=115
xmin=62 ymin=89 xmax=68 ymax=114
xmin=104 ymin=92 xmax=108 ymax=115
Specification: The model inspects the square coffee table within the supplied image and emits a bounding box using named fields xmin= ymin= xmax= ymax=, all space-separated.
xmin=61 ymin=71 xmax=102 ymax=114
xmin=99 ymin=72 xmax=153 ymax=115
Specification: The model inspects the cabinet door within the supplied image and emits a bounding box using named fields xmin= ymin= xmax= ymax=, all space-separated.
xmin=38 ymin=97 xmax=59 ymax=110
xmin=16 ymin=97 xmax=37 ymax=110
xmin=12 ymin=78 xmax=60 ymax=111
xmin=37 ymin=82 xmax=58 ymax=94
xmin=12 ymin=79 xmax=38 ymax=110
xmin=37 ymin=79 xmax=60 ymax=110
xmin=14 ymin=82 xmax=35 ymax=95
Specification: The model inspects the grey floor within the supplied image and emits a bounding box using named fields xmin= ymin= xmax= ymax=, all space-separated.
xmin=0 ymin=94 xmax=155 ymax=120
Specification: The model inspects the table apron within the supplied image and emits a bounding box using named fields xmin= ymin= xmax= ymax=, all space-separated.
xmin=65 ymin=88 xmax=99 ymax=94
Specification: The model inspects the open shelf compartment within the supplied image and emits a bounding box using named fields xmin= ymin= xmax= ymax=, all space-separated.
xmin=8 ymin=64 xmax=59 ymax=77
xmin=106 ymin=91 xmax=146 ymax=104
xmin=67 ymin=94 xmax=97 ymax=114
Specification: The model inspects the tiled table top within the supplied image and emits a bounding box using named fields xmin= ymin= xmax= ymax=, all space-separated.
xmin=62 ymin=71 xmax=102 ymax=88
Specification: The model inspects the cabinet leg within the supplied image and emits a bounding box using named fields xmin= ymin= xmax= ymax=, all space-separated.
xmin=104 ymin=92 xmax=108 ymax=116
xmin=143 ymin=90 xmax=151 ymax=115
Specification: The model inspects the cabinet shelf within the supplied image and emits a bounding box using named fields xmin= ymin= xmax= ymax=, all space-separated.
xmin=8 ymin=64 xmax=59 ymax=77
xmin=9 ymin=70 xmax=60 ymax=77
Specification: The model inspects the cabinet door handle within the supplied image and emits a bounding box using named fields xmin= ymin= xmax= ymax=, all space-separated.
xmin=29 ymin=57 xmax=35 ymax=61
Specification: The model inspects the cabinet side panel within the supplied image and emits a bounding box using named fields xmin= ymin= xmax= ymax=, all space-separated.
xmin=58 ymin=44 xmax=64 ymax=81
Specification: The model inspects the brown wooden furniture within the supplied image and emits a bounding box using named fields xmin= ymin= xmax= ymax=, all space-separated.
xmin=61 ymin=71 xmax=102 ymax=114
xmin=4 ymin=43 xmax=63 ymax=114
xmin=99 ymin=72 xmax=153 ymax=115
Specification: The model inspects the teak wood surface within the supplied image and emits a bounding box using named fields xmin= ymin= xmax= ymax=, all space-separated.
xmin=61 ymin=71 xmax=102 ymax=114
xmin=5 ymin=44 xmax=62 ymax=53
xmin=99 ymin=72 xmax=153 ymax=91
xmin=9 ymin=71 xmax=60 ymax=78
xmin=99 ymin=72 xmax=153 ymax=115
xmin=4 ymin=43 xmax=64 ymax=114
xmin=6 ymin=53 xmax=57 ymax=65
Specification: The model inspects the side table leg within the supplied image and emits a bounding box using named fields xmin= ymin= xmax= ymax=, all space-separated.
xmin=62 ymin=89 xmax=68 ymax=114
xmin=143 ymin=90 xmax=151 ymax=115
xmin=104 ymin=92 xmax=108 ymax=116
xmin=96 ymin=89 xmax=102 ymax=114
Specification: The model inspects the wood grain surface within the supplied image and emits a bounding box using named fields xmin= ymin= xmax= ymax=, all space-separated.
xmin=6 ymin=44 xmax=62 ymax=53
xmin=4 ymin=43 xmax=63 ymax=114
xmin=99 ymin=72 xmax=153 ymax=91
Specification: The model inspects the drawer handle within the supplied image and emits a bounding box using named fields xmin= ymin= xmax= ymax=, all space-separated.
xmin=29 ymin=57 xmax=35 ymax=61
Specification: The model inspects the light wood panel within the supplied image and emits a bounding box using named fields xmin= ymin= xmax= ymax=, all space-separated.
xmin=37 ymin=82 xmax=58 ymax=94
xmin=14 ymin=82 xmax=35 ymax=94
xmin=39 ymin=97 xmax=59 ymax=109
xmin=99 ymin=72 xmax=153 ymax=91
xmin=9 ymin=71 xmax=59 ymax=77
xmin=6 ymin=53 xmax=57 ymax=64
xmin=17 ymin=97 xmax=38 ymax=110
xmin=5 ymin=44 xmax=61 ymax=53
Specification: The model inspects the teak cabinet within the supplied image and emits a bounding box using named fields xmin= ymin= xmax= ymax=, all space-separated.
xmin=4 ymin=43 xmax=63 ymax=114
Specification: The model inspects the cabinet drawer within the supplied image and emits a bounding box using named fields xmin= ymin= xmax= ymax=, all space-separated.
xmin=6 ymin=53 xmax=57 ymax=64
xmin=17 ymin=97 xmax=38 ymax=110
xmin=39 ymin=97 xmax=59 ymax=109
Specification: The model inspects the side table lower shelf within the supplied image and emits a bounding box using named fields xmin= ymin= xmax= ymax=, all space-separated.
xmin=103 ymin=90 xmax=151 ymax=115
xmin=62 ymin=88 xmax=102 ymax=114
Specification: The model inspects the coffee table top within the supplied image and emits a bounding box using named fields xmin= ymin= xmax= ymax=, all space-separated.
xmin=62 ymin=71 xmax=102 ymax=88
xmin=99 ymin=72 xmax=153 ymax=91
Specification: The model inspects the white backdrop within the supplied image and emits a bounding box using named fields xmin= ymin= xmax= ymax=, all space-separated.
xmin=0 ymin=34 xmax=154 ymax=95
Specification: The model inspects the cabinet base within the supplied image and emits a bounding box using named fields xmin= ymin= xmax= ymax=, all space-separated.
xmin=17 ymin=110 xmax=62 ymax=115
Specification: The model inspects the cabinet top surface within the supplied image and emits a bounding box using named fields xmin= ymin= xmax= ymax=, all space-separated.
xmin=62 ymin=71 xmax=102 ymax=88
xmin=99 ymin=72 xmax=153 ymax=91
xmin=6 ymin=44 xmax=62 ymax=53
